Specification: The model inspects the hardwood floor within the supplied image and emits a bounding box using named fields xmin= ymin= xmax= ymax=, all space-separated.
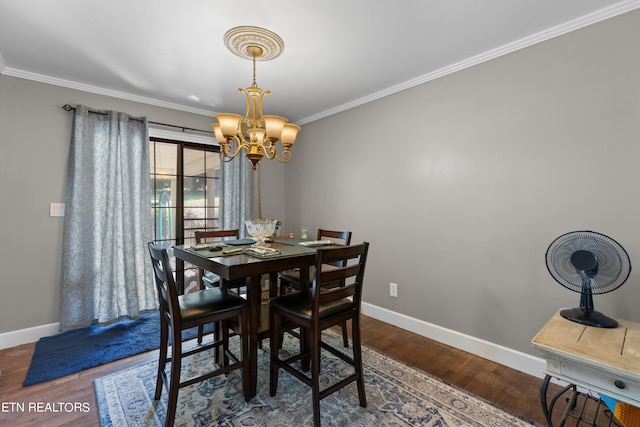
xmin=358 ymin=316 xmax=559 ymax=425
xmin=0 ymin=315 xmax=559 ymax=426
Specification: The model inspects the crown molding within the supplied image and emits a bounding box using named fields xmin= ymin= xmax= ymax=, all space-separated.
xmin=0 ymin=66 xmax=217 ymax=117
xmin=297 ymin=0 xmax=640 ymax=125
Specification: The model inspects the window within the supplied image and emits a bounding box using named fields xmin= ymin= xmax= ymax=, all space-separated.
xmin=149 ymin=137 xmax=220 ymax=292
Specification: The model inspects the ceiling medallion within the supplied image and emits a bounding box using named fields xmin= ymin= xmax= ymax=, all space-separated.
xmin=223 ymin=26 xmax=284 ymax=61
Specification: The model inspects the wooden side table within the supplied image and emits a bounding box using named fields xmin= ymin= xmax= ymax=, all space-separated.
xmin=532 ymin=310 xmax=640 ymax=426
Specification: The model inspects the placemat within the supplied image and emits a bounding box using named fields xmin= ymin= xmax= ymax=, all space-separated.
xmin=242 ymin=244 xmax=316 ymax=258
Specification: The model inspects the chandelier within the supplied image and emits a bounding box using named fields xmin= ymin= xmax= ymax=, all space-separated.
xmin=211 ymin=26 xmax=300 ymax=170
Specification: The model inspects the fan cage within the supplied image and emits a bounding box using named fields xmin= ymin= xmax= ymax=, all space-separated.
xmin=545 ymin=230 xmax=631 ymax=294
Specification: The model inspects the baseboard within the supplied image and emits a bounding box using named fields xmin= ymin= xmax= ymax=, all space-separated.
xmin=362 ymin=302 xmax=547 ymax=379
xmin=0 ymin=322 xmax=59 ymax=350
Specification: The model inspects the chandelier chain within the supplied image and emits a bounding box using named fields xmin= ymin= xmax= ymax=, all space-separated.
xmin=252 ymin=54 xmax=258 ymax=88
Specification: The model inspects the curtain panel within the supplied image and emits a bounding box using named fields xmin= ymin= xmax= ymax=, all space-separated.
xmin=59 ymin=105 xmax=157 ymax=331
xmin=220 ymin=157 xmax=261 ymax=237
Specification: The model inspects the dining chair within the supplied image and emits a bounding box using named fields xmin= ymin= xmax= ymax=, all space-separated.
xmin=194 ymin=229 xmax=252 ymax=345
xmin=147 ymin=242 xmax=250 ymax=427
xmin=279 ymin=228 xmax=352 ymax=347
xmin=194 ymin=229 xmax=247 ymax=292
xmin=196 ymin=229 xmax=273 ymax=351
xmin=269 ymin=242 xmax=369 ymax=427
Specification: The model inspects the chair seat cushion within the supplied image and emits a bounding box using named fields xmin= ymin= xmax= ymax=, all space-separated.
xmin=279 ymin=270 xmax=303 ymax=287
xmin=280 ymin=264 xmax=340 ymax=289
xmin=179 ymin=288 xmax=247 ymax=322
xmin=270 ymin=291 xmax=352 ymax=321
xmin=203 ymin=273 xmax=248 ymax=292
xmin=202 ymin=272 xmax=220 ymax=287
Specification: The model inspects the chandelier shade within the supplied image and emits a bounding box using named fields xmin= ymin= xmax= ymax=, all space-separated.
xmin=211 ymin=26 xmax=300 ymax=170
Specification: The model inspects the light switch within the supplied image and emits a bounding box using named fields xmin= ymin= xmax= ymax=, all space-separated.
xmin=49 ymin=202 xmax=65 ymax=217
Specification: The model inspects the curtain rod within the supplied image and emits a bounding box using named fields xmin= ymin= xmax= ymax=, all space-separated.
xmin=62 ymin=104 xmax=214 ymax=134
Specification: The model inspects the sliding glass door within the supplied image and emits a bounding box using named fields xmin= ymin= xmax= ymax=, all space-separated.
xmin=150 ymin=138 xmax=220 ymax=292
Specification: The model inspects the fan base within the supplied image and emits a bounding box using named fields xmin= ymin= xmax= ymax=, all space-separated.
xmin=560 ymin=308 xmax=618 ymax=328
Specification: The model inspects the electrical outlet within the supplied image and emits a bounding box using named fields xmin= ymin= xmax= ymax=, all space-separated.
xmin=49 ymin=202 xmax=65 ymax=217
xmin=389 ymin=282 xmax=398 ymax=298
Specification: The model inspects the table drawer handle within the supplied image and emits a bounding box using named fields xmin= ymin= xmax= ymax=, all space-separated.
xmin=614 ymin=380 xmax=626 ymax=389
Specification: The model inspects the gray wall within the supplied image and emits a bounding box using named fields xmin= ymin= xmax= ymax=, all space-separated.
xmin=283 ymin=10 xmax=640 ymax=356
xmin=0 ymin=76 xmax=285 ymax=333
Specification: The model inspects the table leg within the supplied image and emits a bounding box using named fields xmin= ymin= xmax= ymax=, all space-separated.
xmin=299 ymin=266 xmax=311 ymax=371
xmin=269 ymin=272 xmax=278 ymax=298
xmin=541 ymin=375 xmax=553 ymax=427
xmin=299 ymin=266 xmax=310 ymax=290
xmin=247 ymin=274 xmax=261 ymax=398
xmin=540 ymin=374 xmax=579 ymax=427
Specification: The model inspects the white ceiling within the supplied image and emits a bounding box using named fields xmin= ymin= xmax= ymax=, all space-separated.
xmin=1 ymin=0 xmax=639 ymax=125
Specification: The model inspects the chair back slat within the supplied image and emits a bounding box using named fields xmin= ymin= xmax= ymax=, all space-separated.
xmin=320 ymin=283 xmax=356 ymax=301
xmin=317 ymin=229 xmax=352 ymax=244
xmin=194 ymin=230 xmax=243 ymax=290
xmin=321 ymin=264 xmax=361 ymax=284
xmin=317 ymin=229 xmax=352 ymax=267
xmin=195 ymin=229 xmax=239 ymax=243
xmin=313 ymin=242 xmax=369 ymax=311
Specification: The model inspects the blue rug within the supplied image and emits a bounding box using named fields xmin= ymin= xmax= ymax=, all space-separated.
xmin=23 ymin=311 xmax=210 ymax=386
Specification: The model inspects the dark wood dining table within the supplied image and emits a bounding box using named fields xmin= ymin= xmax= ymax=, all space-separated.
xmin=172 ymin=238 xmax=321 ymax=398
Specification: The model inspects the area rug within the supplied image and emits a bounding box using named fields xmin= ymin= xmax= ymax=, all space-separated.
xmin=24 ymin=311 xmax=211 ymax=386
xmin=95 ymin=330 xmax=540 ymax=426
